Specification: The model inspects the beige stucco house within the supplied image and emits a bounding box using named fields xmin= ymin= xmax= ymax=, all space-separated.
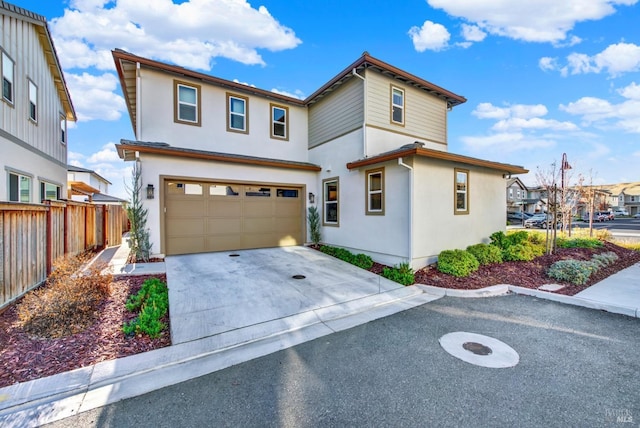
xmin=114 ymin=50 xmax=527 ymax=268
xmin=1 ymin=3 xmax=75 ymax=203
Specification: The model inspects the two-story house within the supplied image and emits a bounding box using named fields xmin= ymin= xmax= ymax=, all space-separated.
xmin=600 ymin=182 xmax=640 ymax=216
xmin=506 ymin=178 xmax=528 ymax=214
xmin=114 ymin=50 xmax=527 ymax=268
xmin=1 ymin=3 xmax=75 ymax=203
xmin=67 ymin=164 xmax=110 ymax=200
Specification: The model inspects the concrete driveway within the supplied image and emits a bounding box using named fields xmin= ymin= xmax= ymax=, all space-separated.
xmin=165 ymin=246 xmax=406 ymax=345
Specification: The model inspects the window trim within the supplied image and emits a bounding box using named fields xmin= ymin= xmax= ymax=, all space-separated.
xmin=173 ymin=80 xmax=201 ymax=126
xmin=226 ymin=92 xmax=249 ymax=134
xmin=28 ymin=79 xmax=38 ymax=123
xmin=2 ymin=51 xmax=15 ymax=105
xmin=270 ymin=103 xmax=289 ymax=140
xmin=390 ymin=85 xmax=405 ymax=126
xmin=60 ymin=113 xmax=67 ymax=145
xmin=365 ymin=167 xmax=385 ymax=215
xmin=7 ymin=170 xmax=32 ymax=203
xmin=454 ymin=168 xmax=469 ymax=215
xmin=40 ymin=180 xmax=61 ymax=201
xmin=323 ymin=177 xmax=339 ymax=226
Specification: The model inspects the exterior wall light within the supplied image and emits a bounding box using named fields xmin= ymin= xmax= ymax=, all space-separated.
xmin=147 ymin=184 xmax=155 ymax=199
xmin=308 ymin=192 xmax=315 ymax=204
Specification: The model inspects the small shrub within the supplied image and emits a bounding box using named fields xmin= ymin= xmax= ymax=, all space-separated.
xmin=437 ymin=249 xmax=480 ymax=277
xmin=307 ymin=206 xmax=322 ymax=246
xmin=502 ymin=243 xmax=536 ymax=262
xmin=466 ymin=243 xmax=502 ymax=265
xmin=123 ymin=277 xmax=169 ymax=338
xmin=526 ymin=231 xmax=545 ymax=245
xmin=613 ymin=240 xmax=640 ymax=252
xmin=489 ymin=231 xmax=508 ymax=249
xmin=382 ymin=262 xmax=415 ymax=285
xmin=17 ymin=253 xmax=112 ymax=338
xmin=547 ymin=260 xmax=594 ymax=285
xmin=557 ymin=237 xmax=603 ymax=249
xmin=320 ymin=245 xmax=373 ymax=270
xmin=591 ymin=251 xmax=618 ymax=268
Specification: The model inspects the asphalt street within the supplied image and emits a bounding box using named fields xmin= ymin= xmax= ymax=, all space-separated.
xmin=44 ymin=294 xmax=639 ymax=428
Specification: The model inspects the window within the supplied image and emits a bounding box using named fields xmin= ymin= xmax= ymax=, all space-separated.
xmin=174 ymin=81 xmax=201 ymax=125
xmin=277 ymin=188 xmax=299 ymax=198
xmin=323 ymin=178 xmax=339 ymax=225
xmin=366 ymin=168 xmax=384 ymax=215
xmin=516 ymin=190 xmax=521 ymax=199
xmin=391 ymin=86 xmax=404 ymax=125
xmin=245 ymin=186 xmax=271 ymax=197
xmin=8 ymin=172 xmax=31 ymax=202
xmin=40 ymin=182 xmax=60 ymax=201
xmin=454 ymin=168 xmax=469 ymax=215
xmin=508 ymin=188 xmax=513 ymax=199
xmin=270 ymin=104 xmax=288 ymax=140
xmin=60 ymin=114 xmax=67 ymax=144
xmin=28 ymin=80 xmax=37 ymax=122
xmin=2 ymin=51 xmax=14 ymax=104
xmin=227 ymin=93 xmax=248 ymax=133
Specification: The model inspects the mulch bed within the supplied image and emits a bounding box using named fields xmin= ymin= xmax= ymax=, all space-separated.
xmin=410 ymin=242 xmax=640 ymax=296
xmin=0 ymin=274 xmax=170 ymax=389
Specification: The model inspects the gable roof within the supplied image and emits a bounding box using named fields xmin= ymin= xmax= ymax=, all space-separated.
xmin=112 ymin=49 xmax=466 ymax=136
xmin=1 ymin=1 xmax=76 ymax=121
xmin=346 ymin=143 xmax=528 ymax=175
xmin=507 ymin=177 xmax=527 ymax=190
xmin=67 ymin=164 xmax=112 ymax=185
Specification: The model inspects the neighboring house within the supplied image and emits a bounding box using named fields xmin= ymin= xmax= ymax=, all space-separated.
xmin=67 ymin=165 xmax=111 ymax=201
xmin=598 ymin=182 xmax=640 ymax=216
xmin=0 ymin=2 xmax=75 ymax=203
xmin=113 ymin=50 xmax=527 ymax=268
xmin=506 ymin=177 xmax=528 ymax=214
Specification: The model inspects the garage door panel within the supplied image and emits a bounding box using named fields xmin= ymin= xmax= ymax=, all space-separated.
xmin=241 ymin=233 xmax=277 ymax=249
xmin=168 ymin=200 xmax=206 ymax=217
xmin=168 ymin=237 xmax=205 ymax=255
xmin=275 ymin=201 xmax=301 ymax=216
xmin=275 ymin=217 xmax=301 ymax=233
xmin=208 ymin=218 xmax=241 ymax=234
xmin=166 ymin=218 xmax=205 ymax=236
xmin=244 ymin=200 xmax=275 ymax=217
xmin=243 ymin=217 xmax=275 ymax=234
xmin=208 ymin=200 xmax=241 ymax=217
xmin=276 ymin=233 xmax=299 ymax=246
xmin=206 ymin=235 xmax=242 ymax=252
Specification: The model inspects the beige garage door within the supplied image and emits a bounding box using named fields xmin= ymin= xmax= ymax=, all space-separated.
xmin=164 ymin=180 xmax=304 ymax=255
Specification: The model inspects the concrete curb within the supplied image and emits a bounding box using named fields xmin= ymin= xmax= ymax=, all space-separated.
xmin=0 ymin=285 xmax=441 ymax=427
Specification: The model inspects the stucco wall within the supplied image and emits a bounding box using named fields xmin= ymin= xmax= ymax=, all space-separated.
xmin=412 ymin=157 xmax=507 ymax=267
xmin=138 ymin=68 xmax=309 ymax=163
xmin=136 ymin=153 xmax=318 ymax=256
xmin=365 ymin=126 xmax=446 ymax=158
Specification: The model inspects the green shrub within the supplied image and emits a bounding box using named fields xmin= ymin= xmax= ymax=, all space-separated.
xmin=466 ymin=243 xmax=502 ymax=265
xmin=502 ymin=243 xmax=536 ymax=262
xmin=123 ymin=277 xmax=169 ymax=338
xmin=489 ymin=231 xmax=509 ymax=249
xmin=547 ymin=260 xmax=594 ymax=285
xmin=591 ymin=251 xmax=618 ymax=268
xmin=556 ymin=237 xmax=603 ymax=249
xmin=320 ymin=245 xmax=373 ymax=269
xmin=437 ymin=249 xmax=480 ymax=277
xmin=382 ymin=262 xmax=415 ymax=285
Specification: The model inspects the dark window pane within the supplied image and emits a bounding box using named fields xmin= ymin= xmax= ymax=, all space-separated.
xmin=369 ymin=173 xmax=382 ymax=191
xmin=456 ymin=193 xmax=466 ymax=210
xmin=230 ymin=98 xmax=245 ymax=114
xmin=325 ymin=202 xmax=338 ymax=223
xmin=277 ymin=189 xmax=298 ymax=198
xmin=179 ymin=104 xmax=196 ymax=121
xmin=3 ymin=79 xmax=11 ymax=102
xmin=370 ymin=193 xmax=382 ymax=210
xmin=392 ymin=106 xmax=402 ymax=123
xmin=231 ymin=114 xmax=244 ymax=130
xmin=273 ymin=122 xmax=285 ymax=137
xmin=9 ymin=174 xmax=18 ymax=201
xmin=246 ymin=187 xmax=271 ymax=197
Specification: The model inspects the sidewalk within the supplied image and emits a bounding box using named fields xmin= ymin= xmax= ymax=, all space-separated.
xmin=1 ymin=243 xmax=638 ymax=427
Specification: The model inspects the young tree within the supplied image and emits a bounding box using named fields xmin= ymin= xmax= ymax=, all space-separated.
xmin=535 ymin=162 xmax=561 ymax=254
xmin=125 ymin=162 xmax=152 ymax=262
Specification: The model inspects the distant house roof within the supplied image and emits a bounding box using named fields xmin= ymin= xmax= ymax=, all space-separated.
xmin=92 ymin=193 xmax=127 ymax=204
xmin=507 ymin=177 xmax=527 ymax=190
xmin=346 ymin=143 xmax=528 ymax=175
xmin=67 ymin=165 xmax=112 ymax=185
xmin=116 ymin=140 xmax=322 ymax=172
xmin=1 ymin=2 xmax=75 ymax=121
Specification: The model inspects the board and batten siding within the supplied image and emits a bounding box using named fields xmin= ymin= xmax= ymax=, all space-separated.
xmin=308 ymin=77 xmax=364 ymax=148
xmin=365 ymin=69 xmax=447 ymax=145
xmin=0 ymin=14 xmax=67 ymax=166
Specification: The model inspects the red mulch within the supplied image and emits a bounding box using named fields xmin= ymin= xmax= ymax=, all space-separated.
xmin=410 ymin=242 xmax=640 ymax=296
xmin=0 ymin=274 xmax=170 ymax=389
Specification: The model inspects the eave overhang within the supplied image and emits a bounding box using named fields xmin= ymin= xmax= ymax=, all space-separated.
xmin=347 ymin=146 xmax=528 ymax=176
xmin=117 ymin=140 xmax=322 ymax=172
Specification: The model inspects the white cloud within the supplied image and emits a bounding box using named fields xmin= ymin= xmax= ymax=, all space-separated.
xmin=492 ymin=117 xmax=579 ymax=132
xmin=271 ymin=88 xmax=305 ymax=99
xmin=461 ymin=24 xmax=486 ymax=42
xmin=461 ymin=132 xmax=556 ymax=152
xmin=558 ymin=43 xmax=640 ymax=77
xmin=408 ymin=20 xmax=451 ymax=52
xmin=86 ymin=143 xmax=121 ymax=163
xmin=66 ymin=72 xmax=126 ymax=122
xmin=560 ymin=82 xmax=640 ymax=133
xmin=426 ymin=0 xmax=637 ymax=44
xmin=473 ymin=103 xmax=550 ymax=120
xmin=539 ymin=57 xmax=558 ymax=72
xmin=50 ymin=0 xmax=301 ymax=71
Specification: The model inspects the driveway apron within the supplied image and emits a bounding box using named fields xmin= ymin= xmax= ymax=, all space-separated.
xmin=165 ymin=246 xmax=402 ymax=344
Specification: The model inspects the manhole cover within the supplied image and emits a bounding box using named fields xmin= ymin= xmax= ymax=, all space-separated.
xmin=292 ymin=275 xmax=306 ymax=279
xmin=439 ymin=332 xmax=519 ymax=368
xmin=463 ymin=342 xmax=492 ymax=356
xmin=229 ymin=254 xmax=240 ymax=257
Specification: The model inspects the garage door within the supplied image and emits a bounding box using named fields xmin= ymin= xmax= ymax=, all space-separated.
xmin=164 ymin=180 xmax=304 ymax=255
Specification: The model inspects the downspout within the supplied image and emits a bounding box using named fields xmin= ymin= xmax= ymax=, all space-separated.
xmin=136 ymin=61 xmax=141 ymax=139
xmin=352 ymin=68 xmax=367 ymax=157
xmin=398 ymin=157 xmax=413 ymax=265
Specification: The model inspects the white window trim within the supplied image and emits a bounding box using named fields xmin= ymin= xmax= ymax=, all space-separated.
xmin=454 ymin=168 xmax=469 ymax=215
xmin=7 ymin=170 xmax=32 ymax=203
xmin=227 ymin=93 xmax=248 ymax=133
xmin=2 ymin=51 xmax=15 ymax=104
xmin=28 ymin=79 xmax=38 ymax=122
xmin=323 ymin=177 xmax=339 ymax=226
xmin=60 ymin=114 xmax=67 ymax=145
xmin=391 ymin=86 xmax=404 ymax=125
xmin=270 ymin=104 xmax=288 ymax=140
xmin=366 ymin=168 xmax=384 ymax=215
xmin=177 ymin=84 xmax=198 ymax=123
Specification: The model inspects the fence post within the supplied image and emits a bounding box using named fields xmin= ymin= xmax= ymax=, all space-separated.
xmin=63 ymin=203 xmax=68 ymax=255
xmin=103 ymin=205 xmax=108 ymax=247
xmin=45 ymin=200 xmax=52 ymax=276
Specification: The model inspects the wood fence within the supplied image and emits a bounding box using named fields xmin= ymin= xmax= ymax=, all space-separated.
xmin=0 ymin=201 xmax=127 ymax=309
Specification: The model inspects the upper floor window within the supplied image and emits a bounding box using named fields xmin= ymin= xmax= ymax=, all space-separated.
xmin=28 ymin=80 xmax=38 ymax=122
xmin=270 ymin=104 xmax=288 ymax=140
xmin=454 ymin=168 xmax=469 ymax=215
xmin=516 ymin=189 xmax=521 ymax=199
xmin=508 ymin=188 xmax=513 ymax=199
xmin=227 ymin=93 xmax=248 ymax=133
xmin=366 ymin=167 xmax=384 ymax=215
xmin=174 ymin=81 xmax=201 ymax=125
xmin=391 ymin=86 xmax=404 ymax=125
xmin=522 ymin=190 xmax=527 ymax=199
xmin=8 ymin=172 xmax=31 ymax=202
xmin=60 ymin=114 xmax=67 ymax=144
xmin=2 ymin=51 xmax=14 ymax=104
xmin=40 ymin=181 xmax=60 ymax=201
xmin=323 ymin=177 xmax=339 ymax=226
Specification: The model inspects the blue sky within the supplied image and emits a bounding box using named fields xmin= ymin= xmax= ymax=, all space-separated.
xmin=11 ymin=0 xmax=640 ymax=199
